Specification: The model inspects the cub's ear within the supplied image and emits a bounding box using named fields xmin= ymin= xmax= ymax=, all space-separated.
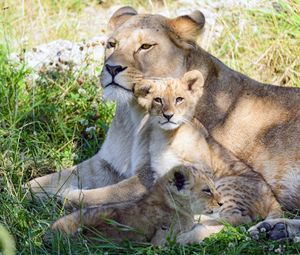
xmin=181 ymin=70 xmax=204 ymax=94
xmin=173 ymin=171 xmax=186 ymax=191
xmin=108 ymin=6 xmax=138 ymax=30
xmin=168 ymin=11 xmax=205 ymax=49
xmin=170 ymin=165 xmax=195 ymax=191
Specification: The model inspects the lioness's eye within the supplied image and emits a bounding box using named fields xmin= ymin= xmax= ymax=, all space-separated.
xmin=154 ymin=97 xmax=162 ymax=104
xmin=107 ymin=41 xmax=116 ymax=49
xmin=176 ymin=97 xmax=184 ymax=104
xmin=140 ymin=44 xmax=153 ymax=50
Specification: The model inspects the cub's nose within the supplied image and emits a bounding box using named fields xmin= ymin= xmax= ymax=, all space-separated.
xmin=163 ymin=113 xmax=174 ymax=121
xmin=218 ymin=202 xmax=224 ymax=207
xmin=105 ymin=64 xmax=127 ymax=77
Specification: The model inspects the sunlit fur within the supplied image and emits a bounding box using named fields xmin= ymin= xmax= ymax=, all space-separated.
xmin=27 ymin=6 xmax=300 ymax=241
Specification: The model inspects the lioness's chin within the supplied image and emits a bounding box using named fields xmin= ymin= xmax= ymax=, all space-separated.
xmin=103 ymin=86 xmax=133 ymax=105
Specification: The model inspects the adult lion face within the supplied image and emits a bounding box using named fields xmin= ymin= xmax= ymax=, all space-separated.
xmin=100 ymin=6 xmax=205 ymax=104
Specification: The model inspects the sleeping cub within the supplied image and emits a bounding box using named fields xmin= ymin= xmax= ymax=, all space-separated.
xmin=52 ymin=165 xmax=221 ymax=245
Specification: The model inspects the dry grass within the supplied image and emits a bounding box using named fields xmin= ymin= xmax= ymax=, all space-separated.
xmin=0 ymin=0 xmax=106 ymax=49
xmin=209 ymin=0 xmax=300 ymax=87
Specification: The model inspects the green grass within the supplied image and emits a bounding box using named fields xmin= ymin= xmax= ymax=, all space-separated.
xmin=1 ymin=0 xmax=300 ymax=254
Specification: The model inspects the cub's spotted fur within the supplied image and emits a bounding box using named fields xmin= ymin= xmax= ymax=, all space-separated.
xmin=52 ymin=165 xmax=221 ymax=245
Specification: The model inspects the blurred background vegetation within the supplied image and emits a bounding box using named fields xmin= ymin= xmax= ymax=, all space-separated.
xmin=0 ymin=0 xmax=300 ymax=254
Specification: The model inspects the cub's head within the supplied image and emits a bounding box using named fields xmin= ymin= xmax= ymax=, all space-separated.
xmin=134 ymin=70 xmax=204 ymax=130
xmin=100 ymin=6 xmax=205 ymax=104
xmin=164 ymin=165 xmax=222 ymax=214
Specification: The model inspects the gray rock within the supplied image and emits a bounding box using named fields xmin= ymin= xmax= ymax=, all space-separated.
xmin=11 ymin=36 xmax=107 ymax=81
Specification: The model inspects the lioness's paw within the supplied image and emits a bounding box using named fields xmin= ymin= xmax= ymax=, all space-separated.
xmin=249 ymin=219 xmax=289 ymax=241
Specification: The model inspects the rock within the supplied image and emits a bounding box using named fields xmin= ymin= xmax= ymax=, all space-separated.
xmin=10 ymin=36 xmax=107 ymax=81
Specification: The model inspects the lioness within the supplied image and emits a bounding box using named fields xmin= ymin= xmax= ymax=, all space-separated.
xmin=52 ymin=165 xmax=222 ymax=245
xmin=27 ymin=7 xmax=300 ymax=239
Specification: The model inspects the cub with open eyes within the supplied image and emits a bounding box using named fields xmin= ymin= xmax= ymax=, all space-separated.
xmin=131 ymin=70 xmax=282 ymax=243
xmin=52 ymin=165 xmax=221 ymax=245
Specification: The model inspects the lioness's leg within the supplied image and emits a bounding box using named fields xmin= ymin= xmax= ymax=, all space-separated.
xmin=26 ymin=106 xmax=138 ymax=205
xmin=26 ymin=155 xmax=124 ymax=201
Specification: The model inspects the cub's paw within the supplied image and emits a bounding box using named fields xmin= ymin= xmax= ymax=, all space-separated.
xmin=176 ymin=232 xmax=197 ymax=245
xmin=177 ymin=223 xmax=224 ymax=244
xmin=51 ymin=215 xmax=80 ymax=235
xmin=248 ymin=219 xmax=289 ymax=241
xmin=176 ymin=224 xmax=204 ymax=244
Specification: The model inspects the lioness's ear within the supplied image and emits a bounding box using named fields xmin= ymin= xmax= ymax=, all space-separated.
xmin=182 ymin=70 xmax=204 ymax=94
xmin=168 ymin=11 xmax=205 ymax=49
xmin=108 ymin=6 xmax=138 ymax=30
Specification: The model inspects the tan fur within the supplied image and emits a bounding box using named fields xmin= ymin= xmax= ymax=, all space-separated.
xmin=52 ymin=73 xmax=283 ymax=244
xmin=132 ymin=74 xmax=282 ymax=234
xmin=52 ymin=165 xmax=221 ymax=245
xmin=26 ymin=7 xmax=300 ymax=239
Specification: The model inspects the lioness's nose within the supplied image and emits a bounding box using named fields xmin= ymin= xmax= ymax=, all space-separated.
xmin=163 ymin=113 xmax=174 ymax=121
xmin=105 ymin=64 xmax=127 ymax=77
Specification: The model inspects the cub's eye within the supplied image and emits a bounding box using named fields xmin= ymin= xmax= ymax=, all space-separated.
xmin=202 ymin=188 xmax=212 ymax=195
xmin=140 ymin=44 xmax=153 ymax=50
xmin=176 ymin=97 xmax=184 ymax=104
xmin=154 ymin=97 xmax=162 ymax=104
xmin=107 ymin=41 xmax=116 ymax=49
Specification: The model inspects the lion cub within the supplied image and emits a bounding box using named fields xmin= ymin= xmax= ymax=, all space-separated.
xmin=52 ymin=165 xmax=221 ymax=245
